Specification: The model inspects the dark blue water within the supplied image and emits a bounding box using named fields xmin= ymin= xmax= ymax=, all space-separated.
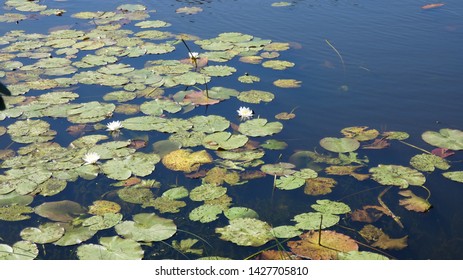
xmin=1 ymin=0 xmax=463 ymax=259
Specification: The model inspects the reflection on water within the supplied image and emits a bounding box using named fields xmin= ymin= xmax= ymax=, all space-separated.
xmin=0 ymin=0 xmax=462 ymax=259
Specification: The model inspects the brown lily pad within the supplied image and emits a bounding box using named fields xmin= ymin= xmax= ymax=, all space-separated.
xmin=34 ymin=200 xmax=86 ymax=222
xmin=162 ymin=149 xmax=213 ymax=173
xmin=304 ymin=177 xmax=337 ymax=196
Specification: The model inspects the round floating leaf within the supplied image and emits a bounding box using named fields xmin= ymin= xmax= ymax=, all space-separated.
xmin=0 ymin=192 xmax=33 ymax=207
xmin=0 ymin=204 xmax=33 ymax=221
xmin=162 ymin=149 xmax=212 ymax=173
xmin=382 ymin=131 xmax=410 ymax=140
xmin=115 ymin=213 xmax=177 ymax=242
xmin=88 ymin=200 xmax=121 ymax=215
xmin=262 ymin=60 xmax=294 ymax=70
xmin=271 ymin=226 xmax=302 ymax=239
xmin=203 ymin=132 xmax=248 ymax=150
xmin=275 ymin=112 xmax=296 ymax=120
xmin=54 ymin=225 xmax=97 ymax=246
xmin=201 ymin=65 xmax=236 ymax=77
xmin=261 ymin=139 xmax=288 ymax=150
xmin=20 ymin=223 xmax=65 ymax=244
xmin=422 ymin=129 xmax=463 ymax=150
xmin=190 ymin=115 xmax=230 ymax=133
xmin=82 ymin=213 xmax=123 ymax=231
xmin=215 ymin=149 xmax=265 ymax=162
xmin=140 ymin=99 xmax=182 ymax=116
xmin=319 ymin=137 xmax=360 ymax=153
xmin=117 ymin=187 xmax=154 ymax=205
xmin=153 ymin=139 xmax=182 ymax=156
xmin=77 ymin=236 xmax=144 ymax=260
xmin=341 ymin=126 xmax=379 ymax=141
xmin=150 ymin=197 xmax=186 ymax=213
xmin=190 ymin=184 xmax=227 ymax=201
xmin=215 ymin=218 xmax=273 ymax=247
xmin=261 ymin=162 xmax=295 ymax=176
xmin=237 ymin=90 xmax=274 ymax=104
xmin=288 ymin=230 xmax=358 ymax=260
xmin=101 ymin=153 xmax=160 ymax=180
xmin=66 ymin=102 xmax=115 ymax=124
xmin=224 ymin=207 xmax=259 ymax=220
xmin=369 ymin=164 xmax=426 ymax=188
xmin=189 ymin=204 xmax=224 ymax=223
xmin=7 ymin=119 xmax=56 ymax=143
xmin=273 ymin=79 xmax=301 ymax=88
xmin=176 ymin=6 xmax=203 ymax=14
xmin=292 ymin=212 xmax=340 ymax=230
xmin=0 ymin=241 xmax=38 ymax=260
xmin=275 ymin=176 xmax=305 ymax=190
xmin=103 ymin=90 xmax=137 ymax=103
xmin=238 ymin=74 xmax=260 ymax=83
xmin=238 ymin=119 xmax=283 ymax=137
xmin=34 ymin=200 xmax=86 ymax=222
xmin=443 ymin=171 xmax=463 ymax=183
xmin=410 ymin=153 xmax=450 ymax=172
xmin=311 ymin=200 xmax=351 ymax=215
xmin=162 ymin=187 xmax=189 ymax=200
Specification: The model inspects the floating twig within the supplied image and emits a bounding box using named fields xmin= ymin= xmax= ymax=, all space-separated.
xmin=378 ymin=186 xmax=404 ymax=228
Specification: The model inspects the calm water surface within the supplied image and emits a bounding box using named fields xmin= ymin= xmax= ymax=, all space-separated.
xmin=1 ymin=0 xmax=463 ymax=259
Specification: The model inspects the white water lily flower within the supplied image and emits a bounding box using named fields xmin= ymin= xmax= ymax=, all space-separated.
xmin=237 ymin=106 xmax=253 ymax=121
xmin=106 ymin=120 xmax=123 ymax=131
xmin=83 ymin=152 xmax=100 ymax=165
xmin=188 ymin=52 xmax=199 ymax=59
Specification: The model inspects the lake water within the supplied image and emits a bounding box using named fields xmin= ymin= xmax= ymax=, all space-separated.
xmin=0 ymin=0 xmax=463 ymax=260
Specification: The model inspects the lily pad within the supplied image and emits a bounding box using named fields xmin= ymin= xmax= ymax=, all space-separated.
xmin=262 ymin=60 xmax=294 ymax=70
xmin=311 ymin=199 xmax=351 ymax=215
xmin=369 ymin=164 xmax=426 ymax=188
xmin=20 ymin=223 xmax=65 ymax=244
xmin=410 ymin=153 xmax=450 ymax=172
xmin=171 ymin=239 xmax=203 ymax=255
xmin=190 ymin=115 xmax=230 ymax=133
xmin=201 ymin=65 xmax=236 ymax=77
xmin=275 ymin=176 xmax=306 ymax=190
xmin=190 ymin=184 xmax=227 ymax=201
xmin=7 ymin=119 xmax=57 ymax=143
xmin=0 ymin=204 xmax=33 ymax=221
xmin=54 ymin=225 xmax=97 ymax=246
xmin=443 ymin=171 xmax=463 ymax=183
xmin=273 ymin=79 xmax=301 ymax=88
xmin=82 ymin=213 xmax=123 ymax=231
xmin=115 ymin=213 xmax=177 ymax=242
xmin=88 ymin=200 xmax=121 ymax=215
xmin=261 ymin=139 xmax=288 ymax=150
xmin=237 ymin=90 xmax=274 ymax=104
xmin=319 ymin=137 xmax=360 ymax=153
xmin=224 ymin=207 xmax=259 ymax=220
xmin=77 ymin=236 xmax=144 ymax=260
xmin=270 ymin=225 xmax=302 ymax=239
xmin=238 ymin=119 xmax=283 ymax=137
xmin=34 ymin=200 xmax=87 ymax=222
xmin=189 ymin=204 xmax=224 ymax=223
xmin=292 ymin=212 xmax=340 ymax=230
xmin=203 ymin=132 xmax=248 ymax=150
xmin=261 ymin=162 xmax=295 ymax=176
xmin=337 ymin=251 xmax=389 ymax=260
xmin=162 ymin=149 xmax=212 ymax=173
xmin=162 ymin=186 xmax=189 ymax=200
xmin=101 ymin=153 xmax=160 ymax=180
xmin=215 ymin=218 xmax=273 ymax=247
xmin=149 ymin=197 xmax=186 ymax=213
xmin=422 ymin=129 xmax=463 ymax=150
xmin=341 ymin=126 xmax=379 ymax=141
xmin=0 ymin=241 xmax=38 ymax=260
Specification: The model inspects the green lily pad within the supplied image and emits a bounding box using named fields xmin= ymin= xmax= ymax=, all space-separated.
xmin=162 ymin=186 xmax=189 ymax=200
xmin=190 ymin=184 xmax=227 ymax=201
xmin=54 ymin=225 xmax=97 ymax=246
xmin=203 ymin=132 xmax=248 ymax=150
xmin=271 ymin=225 xmax=302 ymax=238
xmin=171 ymin=238 xmax=203 ymax=255
xmin=275 ymin=176 xmax=306 ymax=190
xmin=140 ymin=99 xmax=182 ymax=116
xmin=215 ymin=218 xmax=273 ymax=247
xmin=101 ymin=153 xmax=160 ymax=180
xmin=148 ymin=197 xmax=186 ymax=213
xmin=20 ymin=223 xmax=65 ymax=244
xmin=443 ymin=171 xmax=463 ymax=183
xmin=0 ymin=204 xmax=33 ymax=221
xmin=239 ymin=118 xmax=283 ymax=137
xmin=311 ymin=200 xmax=351 ymax=215
xmin=320 ymin=137 xmax=360 ymax=153
xmin=261 ymin=139 xmax=288 ymax=150
xmin=82 ymin=213 xmax=123 ymax=231
xmin=215 ymin=149 xmax=265 ymax=162
xmin=292 ymin=212 xmax=340 ymax=230
xmin=115 ymin=213 xmax=177 ymax=242
xmin=66 ymin=102 xmax=115 ymax=124
xmin=0 ymin=241 xmax=38 ymax=260
xmin=201 ymin=65 xmax=236 ymax=77
xmin=262 ymin=60 xmax=294 ymax=70
xmin=189 ymin=204 xmax=224 ymax=223
xmin=369 ymin=164 xmax=426 ymax=188
xmin=422 ymin=129 xmax=463 ymax=150
xmin=0 ymin=192 xmax=33 ymax=207
xmin=237 ymin=90 xmax=274 ymax=104
xmin=207 ymin=87 xmax=240 ymax=100
xmin=273 ymin=79 xmax=301 ymax=88
xmin=410 ymin=153 xmax=450 ymax=172
xmin=117 ymin=187 xmax=154 ymax=205
xmin=77 ymin=236 xmax=144 ymax=260
xmin=103 ymin=90 xmax=137 ymax=103
xmin=224 ymin=207 xmax=259 ymax=220
xmin=382 ymin=131 xmax=410 ymax=140
xmin=238 ymin=74 xmax=260 ymax=83
xmin=261 ymin=162 xmax=296 ymax=176
xmin=190 ymin=115 xmax=230 ymax=133
xmin=7 ymin=119 xmax=57 ymax=144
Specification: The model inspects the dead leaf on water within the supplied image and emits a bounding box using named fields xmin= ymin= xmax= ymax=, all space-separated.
xmin=398 ymin=190 xmax=431 ymax=212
